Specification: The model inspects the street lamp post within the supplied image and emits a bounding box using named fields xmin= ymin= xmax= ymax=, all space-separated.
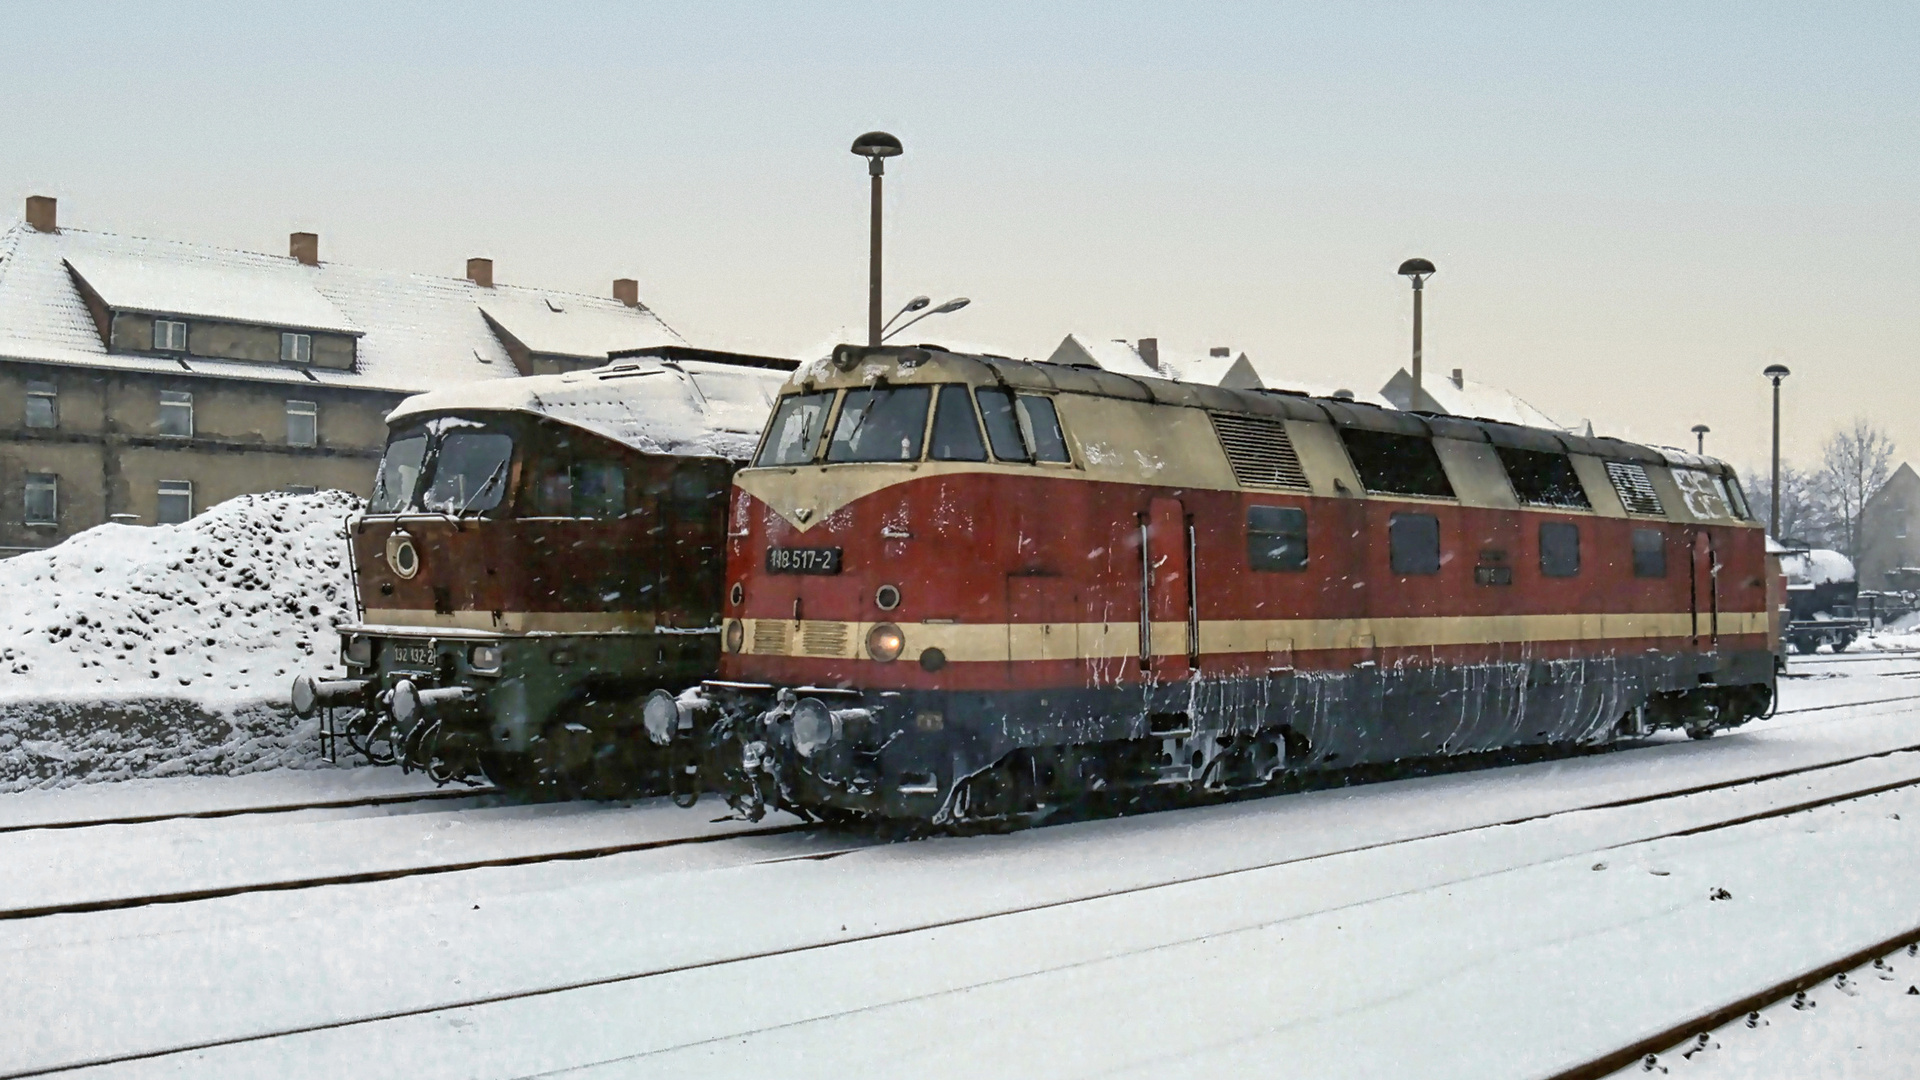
xmin=1764 ymin=364 xmax=1791 ymax=536
xmin=882 ymin=296 xmax=970 ymax=343
xmin=1692 ymin=424 xmax=1710 ymax=456
xmin=1398 ymin=259 xmax=1436 ymax=402
xmin=852 ymin=131 xmax=904 ymax=346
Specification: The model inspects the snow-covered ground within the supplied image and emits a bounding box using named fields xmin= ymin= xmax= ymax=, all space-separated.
xmin=0 ymin=491 xmax=361 ymax=789
xmin=3 ymin=659 xmax=1919 ymax=1078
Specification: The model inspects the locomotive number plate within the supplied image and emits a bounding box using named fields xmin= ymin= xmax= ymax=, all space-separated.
xmin=390 ymin=642 xmax=435 ymax=668
xmin=766 ymin=547 xmax=843 ymax=575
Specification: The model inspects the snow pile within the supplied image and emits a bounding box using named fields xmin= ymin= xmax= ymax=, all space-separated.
xmin=0 ymin=491 xmax=362 ymax=789
xmin=1780 ymin=548 xmax=1855 ymax=587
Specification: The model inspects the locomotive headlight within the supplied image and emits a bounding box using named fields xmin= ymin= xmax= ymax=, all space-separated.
xmin=642 ymin=689 xmax=681 ymax=747
xmin=468 ymin=644 xmax=503 ymax=673
xmin=343 ymin=634 xmax=371 ymax=667
xmin=791 ymin=697 xmax=837 ymax=758
xmin=866 ymin=623 xmax=905 ymax=663
xmin=725 ymin=619 xmax=745 ymax=654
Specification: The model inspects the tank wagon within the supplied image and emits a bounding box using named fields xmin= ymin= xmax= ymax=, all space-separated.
xmin=650 ymin=343 xmax=1781 ymax=824
xmin=1778 ymin=546 xmax=1865 ymax=653
xmin=294 ymin=347 xmax=793 ymax=794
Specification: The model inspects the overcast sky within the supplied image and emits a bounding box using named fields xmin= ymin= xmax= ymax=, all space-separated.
xmin=3 ymin=2 xmax=1914 ymax=476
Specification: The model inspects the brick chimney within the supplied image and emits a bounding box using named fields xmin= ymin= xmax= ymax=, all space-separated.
xmin=1450 ymin=368 xmax=1464 ymax=388
xmin=289 ymin=232 xmax=319 ymax=266
xmin=466 ymin=258 xmax=494 ymax=288
xmin=1137 ymin=338 xmax=1160 ymax=371
xmin=25 ymin=196 xmax=56 ymax=233
xmin=613 ymin=278 xmax=639 ymax=307
xmin=1210 ymin=346 xmax=1230 ymax=357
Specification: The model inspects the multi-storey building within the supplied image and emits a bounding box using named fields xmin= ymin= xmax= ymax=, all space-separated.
xmin=0 ymin=196 xmax=680 ymax=555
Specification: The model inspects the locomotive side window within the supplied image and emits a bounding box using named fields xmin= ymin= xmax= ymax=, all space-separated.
xmin=1539 ymin=521 xmax=1581 ymax=577
xmin=1016 ymin=395 xmax=1071 ymax=463
xmin=1247 ymin=506 xmax=1308 ymax=571
xmin=1632 ymin=528 xmax=1667 ymax=578
xmin=755 ymin=391 xmax=835 ymax=467
xmin=370 ymin=429 xmax=427 ymax=514
xmin=975 ymin=387 xmax=1031 ymax=463
xmin=930 ymin=384 xmax=988 ymax=461
xmin=1724 ymin=475 xmax=1753 ymax=520
xmin=1497 ymin=447 xmax=1591 ymax=509
xmin=1341 ymin=429 xmax=1455 ymax=498
xmin=421 ymin=430 xmax=514 ymax=516
xmin=827 ymin=385 xmax=932 ymax=463
xmin=1388 ymin=512 xmax=1441 ymax=574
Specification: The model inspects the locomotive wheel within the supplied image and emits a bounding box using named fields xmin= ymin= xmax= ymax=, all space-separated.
xmin=476 ymin=751 xmax=537 ymax=791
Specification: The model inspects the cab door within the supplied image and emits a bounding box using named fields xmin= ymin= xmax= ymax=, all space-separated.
xmin=1144 ymin=496 xmax=1196 ymax=682
xmin=1691 ymin=530 xmax=1719 ymax=648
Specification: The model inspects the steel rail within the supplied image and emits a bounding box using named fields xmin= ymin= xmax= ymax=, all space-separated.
xmin=11 ymin=747 xmax=1920 ymax=1078
xmin=1547 ymin=930 xmax=1920 ymax=1080
xmin=0 ymin=785 xmax=499 ymax=835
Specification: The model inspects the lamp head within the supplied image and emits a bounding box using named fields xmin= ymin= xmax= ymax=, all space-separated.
xmin=1691 ymin=424 xmax=1710 ymax=434
xmin=902 ymin=295 xmax=931 ymax=314
xmin=1763 ymin=363 xmax=1791 ymax=381
xmin=851 ymin=131 xmax=903 ymax=159
xmin=1398 ymin=258 xmax=1436 ymax=278
xmin=933 ymin=297 xmax=971 ymax=314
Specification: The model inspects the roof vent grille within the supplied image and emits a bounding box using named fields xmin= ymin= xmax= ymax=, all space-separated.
xmin=1209 ymin=413 xmax=1309 ymax=490
xmin=1606 ymin=461 xmax=1666 ymax=516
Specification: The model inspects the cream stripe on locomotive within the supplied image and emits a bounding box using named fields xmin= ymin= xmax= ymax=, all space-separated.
xmin=741 ymin=610 xmax=1771 ymax=663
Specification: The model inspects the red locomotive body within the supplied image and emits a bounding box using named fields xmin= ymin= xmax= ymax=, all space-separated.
xmin=663 ymin=345 xmax=1777 ymax=823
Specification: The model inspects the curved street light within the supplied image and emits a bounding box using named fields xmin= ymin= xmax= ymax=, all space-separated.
xmin=1764 ymin=364 xmax=1791 ymax=537
xmin=882 ymin=295 xmax=931 ymax=336
xmin=882 ymin=297 xmax=970 ymax=343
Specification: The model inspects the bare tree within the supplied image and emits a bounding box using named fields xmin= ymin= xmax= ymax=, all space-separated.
xmin=1816 ymin=418 xmax=1896 ymax=559
xmin=1745 ymin=462 xmax=1830 ymax=546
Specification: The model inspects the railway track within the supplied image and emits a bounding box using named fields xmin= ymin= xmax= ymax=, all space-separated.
xmin=0 ymin=783 xmax=500 ymax=835
xmin=1560 ymin=930 xmax=1920 ymax=1079
xmin=13 ymin=737 xmax=1920 ymax=1078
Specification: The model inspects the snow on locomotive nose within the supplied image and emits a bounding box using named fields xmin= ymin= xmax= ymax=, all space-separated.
xmin=677 ymin=343 xmax=1777 ymax=826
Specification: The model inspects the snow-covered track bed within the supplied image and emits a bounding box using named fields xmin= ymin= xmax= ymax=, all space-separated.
xmin=0 ymin=783 xmax=496 ymax=834
xmin=0 ymin=796 xmax=817 ymax=922
xmin=12 ymin=706 xmax=1920 ymax=1079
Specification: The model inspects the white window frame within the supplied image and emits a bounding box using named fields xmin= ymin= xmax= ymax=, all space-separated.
xmin=24 ymin=382 xmax=57 ymax=429
xmin=280 ymin=332 xmax=313 ymax=364
xmin=23 ymin=473 xmax=57 ymax=525
xmin=157 ymin=480 xmax=193 ymax=525
xmin=153 ymin=319 xmax=188 ymax=352
xmin=286 ymin=399 xmax=318 ymax=447
xmin=158 ymin=390 xmax=193 ymax=438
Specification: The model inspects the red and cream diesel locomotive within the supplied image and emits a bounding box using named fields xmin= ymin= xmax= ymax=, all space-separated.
xmin=649 ymin=343 xmax=1780 ymax=823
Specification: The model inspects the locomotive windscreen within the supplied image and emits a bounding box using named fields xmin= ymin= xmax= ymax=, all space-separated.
xmin=366 ymin=417 xmax=515 ymax=517
xmin=756 ymin=392 xmax=834 ymax=467
xmin=827 ymin=386 xmax=931 ymax=463
xmin=370 ymin=427 xmax=427 ymax=514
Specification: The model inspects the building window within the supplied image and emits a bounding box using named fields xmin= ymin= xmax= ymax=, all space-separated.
xmin=157 ymin=480 xmax=193 ymax=525
xmin=25 ymin=382 xmax=57 ymax=429
xmin=286 ymin=399 xmax=317 ymax=447
xmin=1540 ymin=522 xmax=1581 ymax=577
xmin=153 ymin=319 xmax=188 ymax=352
xmin=24 ymin=473 xmax=57 ymax=524
xmin=1247 ymin=505 xmax=1309 ymax=571
xmin=281 ymin=332 xmax=313 ymax=364
xmin=1388 ymin=512 xmax=1442 ymax=575
xmin=1632 ymin=528 xmax=1667 ymax=578
xmin=158 ymin=390 xmax=193 ymax=437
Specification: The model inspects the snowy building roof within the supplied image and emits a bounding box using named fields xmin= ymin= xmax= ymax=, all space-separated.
xmin=386 ymin=356 xmax=789 ymax=460
xmin=0 ymin=216 xmax=683 ymax=396
xmin=1046 ymin=334 xmax=1266 ymax=389
xmin=1047 ymin=334 xmax=1161 ymax=380
xmin=1379 ymin=367 xmax=1579 ymax=432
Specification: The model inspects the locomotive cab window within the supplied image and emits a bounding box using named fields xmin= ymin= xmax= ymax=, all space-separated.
xmin=1248 ymin=506 xmax=1308 ymax=571
xmin=533 ymin=460 xmax=627 ymax=519
xmin=1539 ymin=521 xmax=1580 ymax=577
xmin=1016 ymin=395 xmax=1070 ymax=463
xmin=827 ymin=385 xmax=931 ymax=463
xmin=1632 ymin=528 xmax=1667 ymax=578
xmin=370 ymin=428 xmax=429 ymax=514
xmin=975 ymin=387 xmax=1069 ymax=464
xmin=421 ymin=428 xmax=514 ymax=516
xmin=1388 ymin=512 xmax=1441 ymax=575
xmin=1340 ymin=429 xmax=1455 ymax=498
xmin=1497 ymin=447 xmax=1590 ymax=509
xmin=755 ymin=391 xmax=835 ymax=467
xmin=930 ymin=384 xmax=988 ymax=461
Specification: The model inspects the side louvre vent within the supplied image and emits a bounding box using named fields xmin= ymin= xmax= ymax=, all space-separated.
xmin=752 ymin=620 xmax=790 ymax=655
xmin=1605 ymin=461 xmax=1665 ymax=516
xmin=1209 ymin=413 xmax=1310 ymax=490
xmin=801 ymin=621 xmax=849 ymax=658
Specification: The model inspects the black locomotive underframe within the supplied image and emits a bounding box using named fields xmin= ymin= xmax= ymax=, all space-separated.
xmin=706 ymin=647 xmax=1777 ymax=822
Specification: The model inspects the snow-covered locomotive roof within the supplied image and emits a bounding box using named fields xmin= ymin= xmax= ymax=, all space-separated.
xmin=387 ymin=356 xmax=789 ymax=460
